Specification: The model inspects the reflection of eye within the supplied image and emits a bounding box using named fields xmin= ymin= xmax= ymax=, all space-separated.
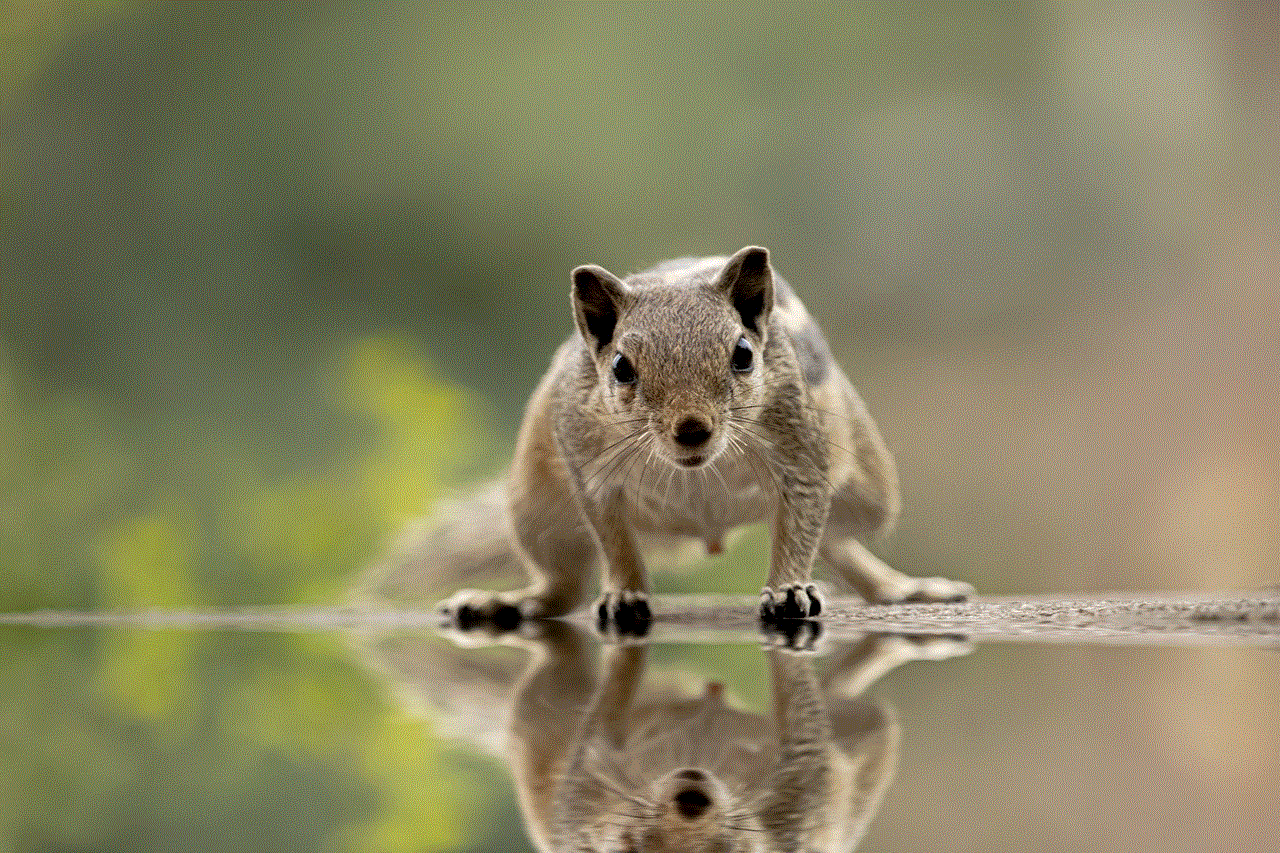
xmin=611 ymin=352 xmax=637 ymax=384
xmin=731 ymin=336 xmax=754 ymax=372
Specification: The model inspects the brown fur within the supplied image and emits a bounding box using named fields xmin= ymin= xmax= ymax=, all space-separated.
xmin=351 ymin=624 xmax=970 ymax=853
xmin=436 ymin=247 xmax=972 ymax=623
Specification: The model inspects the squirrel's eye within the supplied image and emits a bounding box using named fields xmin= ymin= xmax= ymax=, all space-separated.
xmin=611 ymin=352 xmax=637 ymax=385
xmin=731 ymin=336 xmax=754 ymax=372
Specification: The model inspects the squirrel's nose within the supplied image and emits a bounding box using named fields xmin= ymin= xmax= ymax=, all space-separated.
xmin=673 ymin=416 xmax=712 ymax=448
xmin=673 ymin=787 xmax=712 ymax=820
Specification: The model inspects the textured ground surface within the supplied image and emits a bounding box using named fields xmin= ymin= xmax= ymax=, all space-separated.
xmin=2 ymin=591 xmax=1278 ymax=645
xmin=642 ymin=591 xmax=1280 ymax=645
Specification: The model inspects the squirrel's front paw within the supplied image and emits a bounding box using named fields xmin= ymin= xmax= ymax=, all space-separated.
xmin=595 ymin=590 xmax=652 ymax=637
xmin=760 ymin=583 xmax=823 ymax=622
xmin=436 ymin=589 xmax=532 ymax=632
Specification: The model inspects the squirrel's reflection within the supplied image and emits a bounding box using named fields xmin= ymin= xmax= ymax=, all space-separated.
xmin=357 ymin=624 xmax=967 ymax=852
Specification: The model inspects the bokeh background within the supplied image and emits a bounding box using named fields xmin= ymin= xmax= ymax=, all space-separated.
xmin=2 ymin=3 xmax=1277 ymax=852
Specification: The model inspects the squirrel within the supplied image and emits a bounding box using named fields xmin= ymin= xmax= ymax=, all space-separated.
xmin=435 ymin=246 xmax=973 ymax=628
xmin=352 ymin=620 xmax=972 ymax=853
xmin=548 ymin=630 xmax=970 ymax=853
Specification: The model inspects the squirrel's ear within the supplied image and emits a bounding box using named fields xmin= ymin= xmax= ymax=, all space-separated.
xmin=717 ymin=246 xmax=773 ymax=335
xmin=571 ymin=264 xmax=629 ymax=353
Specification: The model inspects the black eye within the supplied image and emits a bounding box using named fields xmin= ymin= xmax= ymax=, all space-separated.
xmin=731 ymin=336 xmax=754 ymax=372
xmin=611 ymin=352 xmax=637 ymax=384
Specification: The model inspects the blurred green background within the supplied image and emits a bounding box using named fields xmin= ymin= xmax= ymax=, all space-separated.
xmin=2 ymin=3 xmax=1277 ymax=851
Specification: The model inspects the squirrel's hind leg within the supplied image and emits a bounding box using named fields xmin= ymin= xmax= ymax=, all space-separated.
xmin=820 ymin=535 xmax=973 ymax=604
xmin=820 ymin=489 xmax=973 ymax=604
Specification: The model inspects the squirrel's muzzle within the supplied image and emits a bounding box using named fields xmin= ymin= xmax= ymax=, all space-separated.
xmin=673 ymin=416 xmax=712 ymax=449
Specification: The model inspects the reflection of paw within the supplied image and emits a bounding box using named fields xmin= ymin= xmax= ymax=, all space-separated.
xmin=436 ymin=620 xmax=541 ymax=649
xmin=875 ymin=577 xmax=974 ymax=604
xmin=760 ymin=583 xmax=823 ymax=622
xmin=761 ymin=619 xmax=824 ymax=653
xmin=435 ymin=589 xmax=530 ymax=633
xmin=595 ymin=590 xmax=652 ymax=637
xmin=881 ymin=632 xmax=974 ymax=661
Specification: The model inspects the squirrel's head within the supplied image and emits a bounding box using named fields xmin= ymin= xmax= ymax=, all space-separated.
xmin=571 ymin=246 xmax=774 ymax=471
xmin=560 ymin=765 xmax=764 ymax=853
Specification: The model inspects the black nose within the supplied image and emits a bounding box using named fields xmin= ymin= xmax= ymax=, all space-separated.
xmin=673 ymin=417 xmax=711 ymax=448
xmin=674 ymin=788 xmax=712 ymax=820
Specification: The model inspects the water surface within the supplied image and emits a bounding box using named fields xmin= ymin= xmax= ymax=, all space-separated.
xmin=3 ymin=604 xmax=1276 ymax=852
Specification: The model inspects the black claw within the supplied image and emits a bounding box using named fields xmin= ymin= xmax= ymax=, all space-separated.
xmin=491 ymin=603 xmax=523 ymax=632
xmin=441 ymin=598 xmax=525 ymax=634
xmin=598 ymin=594 xmax=653 ymax=637
xmin=616 ymin=606 xmax=651 ymax=637
xmin=759 ymin=598 xmax=778 ymax=623
xmin=806 ymin=584 xmax=822 ymax=616
xmin=760 ymin=584 xmax=823 ymax=625
xmin=455 ymin=603 xmax=480 ymax=629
